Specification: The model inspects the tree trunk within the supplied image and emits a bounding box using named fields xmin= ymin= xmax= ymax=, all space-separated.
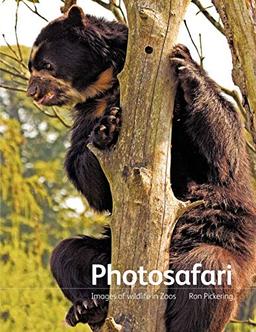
xmin=91 ymin=1 xmax=191 ymax=331
xmin=212 ymin=1 xmax=256 ymax=329
xmin=213 ymin=0 xmax=256 ymax=146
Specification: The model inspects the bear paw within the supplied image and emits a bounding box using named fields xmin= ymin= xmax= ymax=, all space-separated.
xmin=170 ymin=44 xmax=204 ymax=104
xmin=91 ymin=107 xmax=121 ymax=150
xmin=65 ymin=298 xmax=107 ymax=328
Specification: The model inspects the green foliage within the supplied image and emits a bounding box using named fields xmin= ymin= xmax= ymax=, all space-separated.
xmin=0 ymin=45 xmax=107 ymax=331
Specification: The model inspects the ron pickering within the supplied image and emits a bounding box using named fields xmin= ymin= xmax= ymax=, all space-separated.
xmin=92 ymin=264 xmax=232 ymax=286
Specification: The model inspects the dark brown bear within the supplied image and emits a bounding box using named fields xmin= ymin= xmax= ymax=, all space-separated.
xmin=27 ymin=6 xmax=256 ymax=332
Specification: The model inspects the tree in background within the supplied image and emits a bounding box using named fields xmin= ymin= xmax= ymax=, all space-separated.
xmin=0 ymin=1 xmax=255 ymax=332
xmin=0 ymin=45 xmax=106 ymax=332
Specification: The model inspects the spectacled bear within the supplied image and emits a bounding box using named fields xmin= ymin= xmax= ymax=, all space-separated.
xmin=27 ymin=5 xmax=256 ymax=332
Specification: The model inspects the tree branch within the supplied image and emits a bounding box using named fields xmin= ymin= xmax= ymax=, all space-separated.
xmin=61 ymin=0 xmax=77 ymax=14
xmin=0 ymin=51 xmax=27 ymax=70
xmin=91 ymin=0 xmax=127 ymax=24
xmin=191 ymin=0 xmax=225 ymax=35
xmin=230 ymin=319 xmax=256 ymax=327
xmin=0 ymin=58 xmax=24 ymax=76
xmin=213 ymin=0 xmax=256 ymax=146
xmin=14 ymin=0 xmax=23 ymax=61
xmin=184 ymin=20 xmax=204 ymax=67
xmin=0 ymin=84 xmax=27 ymax=93
xmin=32 ymin=103 xmax=71 ymax=128
xmin=219 ymin=85 xmax=246 ymax=117
xmin=0 ymin=67 xmax=28 ymax=81
xmin=52 ymin=107 xmax=71 ymax=128
xmin=21 ymin=0 xmax=48 ymax=22
xmin=1 ymin=34 xmax=28 ymax=72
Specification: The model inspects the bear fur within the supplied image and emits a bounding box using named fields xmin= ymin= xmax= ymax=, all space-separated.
xmin=27 ymin=6 xmax=256 ymax=332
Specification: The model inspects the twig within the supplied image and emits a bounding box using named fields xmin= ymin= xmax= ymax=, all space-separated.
xmin=247 ymin=140 xmax=256 ymax=153
xmin=91 ymin=0 xmax=127 ymax=24
xmin=14 ymin=0 xmax=23 ymax=61
xmin=191 ymin=0 xmax=225 ymax=35
xmin=2 ymin=34 xmax=20 ymax=60
xmin=111 ymin=0 xmax=127 ymax=24
xmin=218 ymin=85 xmax=256 ymax=152
xmin=52 ymin=107 xmax=71 ymax=128
xmin=33 ymin=102 xmax=57 ymax=117
xmin=11 ymin=79 xmax=28 ymax=87
xmin=219 ymin=85 xmax=246 ymax=117
xmin=32 ymin=103 xmax=71 ymax=128
xmin=0 ymin=58 xmax=24 ymax=75
xmin=21 ymin=0 xmax=48 ymax=22
xmin=1 ymin=34 xmax=28 ymax=72
xmin=61 ymin=0 xmax=77 ymax=13
xmin=0 ymin=68 xmax=28 ymax=81
xmin=0 ymin=51 xmax=27 ymax=70
xmin=198 ymin=33 xmax=205 ymax=67
xmin=0 ymin=84 xmax=27 ymax=93
xmin=229 ymin=319 xmax=256 ymax=327
xmin=184 ymin=20 xmax=204 ymax=67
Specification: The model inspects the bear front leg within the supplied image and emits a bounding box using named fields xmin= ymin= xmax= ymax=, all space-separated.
xmin=65 ymin=142 xmax=112 ymax=212
xmin=170 ymin=44 xmax=244 ymax=184
xmin=91 ymin=107 xmax=121 ymax=150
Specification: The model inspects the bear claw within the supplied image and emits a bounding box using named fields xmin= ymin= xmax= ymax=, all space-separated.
xmin=91 ymin=106 xmax=121 ymax=150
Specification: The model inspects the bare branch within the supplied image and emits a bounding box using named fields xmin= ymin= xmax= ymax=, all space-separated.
xmin=0 ymin=51 xmax=28 ymax=70
xmin=184 ymin=20 xmax=204 ymax=67
xmin=0 ymin=58 xmax=24 ymax=75
xmin=198 ymin=33 xmax=205 ymax=67
xmin=52 ymin=107 xmax=71 ymax=128
xmin=14 ymin=1 xmax=23 ymax=61
xmin=21 ymin=0 xmax=48 ymax=22
xmin=2 ymin=34 xmax=20 ymax=60
xmin=11 ymin=79 xmax=27 ymax=87
xmin=32 ymin=103 xmax=71 ymax=128
xmin=230 ymin=319 xmax=256 ymax=327
xmin=1 ymin=34 xmax=28 ymax=71
xmin=0 ymin=67 xmax=28 ymax=81
xmin=0 ymin=84 xmax=27 ymax=93
xmin=61 ymin=0 xmax=77 ymax=13
xmin=91 ymin=0 xmax=127 ymax=24
xmin=219 ymin=85 xmax=246 ymax=117
xmin=191 ymin=0 xmax=225 ymax=35
xmin=111 ymin=0 xmax=127 ymax=24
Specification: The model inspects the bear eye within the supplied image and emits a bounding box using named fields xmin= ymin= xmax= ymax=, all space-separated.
xmin=41 ymin=62 xmax=54 ymax=71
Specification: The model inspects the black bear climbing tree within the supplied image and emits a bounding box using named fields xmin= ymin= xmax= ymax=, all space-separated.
xmin=60 ymin=1 xmax=256 ymax=332
xmin=0 ymin=0 xmax=255 ymax=331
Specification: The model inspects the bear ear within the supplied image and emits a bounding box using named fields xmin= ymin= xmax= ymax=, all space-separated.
xmin=66 ymin=5 xmax=86 ymax=26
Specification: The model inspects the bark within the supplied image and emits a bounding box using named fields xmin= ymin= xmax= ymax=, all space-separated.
xmin=91 ymin=0 xmax=191 ymax=331
xmin=212 ymin=1 xmax=256 ymax=326
xmin=213 ymin=0 xmax=256 ymax=146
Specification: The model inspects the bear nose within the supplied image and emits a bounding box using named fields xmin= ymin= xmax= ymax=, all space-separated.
xmin=27 ymin=84 xmax=38 ymax=97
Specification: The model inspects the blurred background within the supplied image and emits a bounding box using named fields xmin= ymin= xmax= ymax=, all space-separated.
xmin=0 ymin=1 xmax=255 ymax=331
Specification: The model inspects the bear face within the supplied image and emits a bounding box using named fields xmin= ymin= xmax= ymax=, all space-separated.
xmin=27 ymin=6 xmax=127 ymax=107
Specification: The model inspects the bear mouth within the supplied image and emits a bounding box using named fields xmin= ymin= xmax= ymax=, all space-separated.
xmin=34 ymin=91 xmax=66 ymax=106
xmin=35 ymin=92 xmax=55 ymax=105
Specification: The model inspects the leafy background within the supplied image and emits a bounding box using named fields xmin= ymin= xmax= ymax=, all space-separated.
xmin=0 ymin=45 xmax=107 ymax=332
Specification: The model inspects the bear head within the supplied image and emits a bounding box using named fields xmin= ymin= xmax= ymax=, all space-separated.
xmin=27 ymin=6 xmax=128 ymax=106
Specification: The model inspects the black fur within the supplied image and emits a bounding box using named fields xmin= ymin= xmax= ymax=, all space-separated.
xmin=28 ymin=6 xmax=256 ymax=331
